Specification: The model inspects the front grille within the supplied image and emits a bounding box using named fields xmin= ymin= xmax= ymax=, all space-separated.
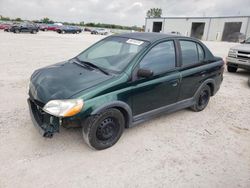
xmin=237 ymin=55 xmax=249 ymax=60
xmin=34 ymin=99 xmax=45 ymax=108
xmin=30 ymin=100 xmax=45 ymax=125
xmin=237 ymin=51 xmax=250 ymax=60
xmin=28 ymin=99 xmax=60 ymax=135
xmin=238 ymin=51 xmax=250 ymax=55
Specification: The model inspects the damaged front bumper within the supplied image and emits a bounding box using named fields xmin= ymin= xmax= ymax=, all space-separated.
xmin=28 ymin=98 xmax=61 ymax=138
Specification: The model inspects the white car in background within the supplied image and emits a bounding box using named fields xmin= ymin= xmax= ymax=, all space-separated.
xmin=166 ymin=31 xmax=181 ymax=36
xmin=91 ymin=28 xmax=109 ymax=35
xmin=226 ymin=37 xmax=250 ymax=72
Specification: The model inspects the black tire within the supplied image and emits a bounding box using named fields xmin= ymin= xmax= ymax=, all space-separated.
xmin=82 ymin=108 xmax=125 ymax=150
xmin=31 ymin=30 xmax=37 ymax=34
xmin=14 ymin=29 xmax=20 ymax=33
xmin=191 ymin=85 xmax=211 ymax=112
xmin=227 ymin=65 xmax=237 ymax=73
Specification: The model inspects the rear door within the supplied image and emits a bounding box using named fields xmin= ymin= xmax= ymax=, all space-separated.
xmin=130 ymin=40 xmax=181 ymax=116
xmin=177 ymin=39 xmax=211 ymax=100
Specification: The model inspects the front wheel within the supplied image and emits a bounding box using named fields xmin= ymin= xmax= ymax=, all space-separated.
xmin=227 ymin=65 xmax=237 ymax=73
xmin=191 ymin=85 xmax=211 ymax=112
xmin=82 ymin=108 xmax=125 ymax=150
xmin=31 ymin=30 xmax=37 ymax=34
xmin=14 ymin=29 xmax=20 ymax=33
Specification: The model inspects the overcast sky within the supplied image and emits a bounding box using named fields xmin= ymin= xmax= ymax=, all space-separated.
xmin=0 ymin=0 xmax=250 ymax=26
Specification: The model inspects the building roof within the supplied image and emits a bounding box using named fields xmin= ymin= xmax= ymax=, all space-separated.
xmin=115 ymin=32 xmax=183 ymax=42
xmin=146 ymin=15 xmax=250 ymax=20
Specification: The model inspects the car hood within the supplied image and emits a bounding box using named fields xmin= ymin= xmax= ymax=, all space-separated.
xmin=29 ymin=61 xmax=112 ymax=104
xmin=231 ymin=43 xmax=250 ymax=52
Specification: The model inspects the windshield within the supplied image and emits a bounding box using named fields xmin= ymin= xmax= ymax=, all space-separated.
xmin=76 ymin=36 xmax=149 ymax=72
xmin=245 ymin=37 xmax=250 ymax=43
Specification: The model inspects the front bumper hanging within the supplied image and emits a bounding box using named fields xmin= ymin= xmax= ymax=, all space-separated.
xmin=28 ymin=99 xmax=60 ymax=138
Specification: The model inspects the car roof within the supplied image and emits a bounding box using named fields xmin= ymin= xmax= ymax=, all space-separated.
xmin=114 ymin=32 xmax=189 ymax=43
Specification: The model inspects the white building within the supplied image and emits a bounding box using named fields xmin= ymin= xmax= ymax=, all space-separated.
xmin=145 ymin=16 xmax=250 ymax=42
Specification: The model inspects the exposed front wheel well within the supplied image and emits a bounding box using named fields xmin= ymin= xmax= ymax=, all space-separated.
xmin=207 ymin=83 xmax=214 ymax=96
xmin=90 ymin=102 xmax=132 ymax=129
xmin=115 ymin=107 xmax=130 ymax=128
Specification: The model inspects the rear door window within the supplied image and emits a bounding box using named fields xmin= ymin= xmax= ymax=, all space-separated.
xmin=180 ymin=40 xmax=199 ymax=66
xmin=180 ymin=40 xmax=205 ymax=66
xmin=197 ymin=44 xmax=205 ymax=61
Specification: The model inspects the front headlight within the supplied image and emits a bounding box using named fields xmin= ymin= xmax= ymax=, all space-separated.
xmin=43 ymin=99 xmax=84 ymax=117
xmin=229 ymin=49 xmax=237 ymax=54
xmin=228 ymin=49 xmax=237 ymax=57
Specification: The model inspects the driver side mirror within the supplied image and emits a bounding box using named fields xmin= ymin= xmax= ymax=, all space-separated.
xmin=137 ymin=68 xmax=153 ymax=78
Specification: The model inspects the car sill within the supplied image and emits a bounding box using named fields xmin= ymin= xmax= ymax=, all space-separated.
xmin=131 ymin=98 xmax=195 ymax=127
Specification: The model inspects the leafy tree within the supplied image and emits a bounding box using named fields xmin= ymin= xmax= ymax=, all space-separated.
xmin=85 ymin=22 xmax=95 ymax=27
xmin=41 ymin=17 xmax=54 ymax=24
xmin=0 ymin=15 xmax=10 ymax=21
xmin=14 ymin=18 xmax=22 ymax=22
xmin=146 ymin=8 xmax=162 ymax=18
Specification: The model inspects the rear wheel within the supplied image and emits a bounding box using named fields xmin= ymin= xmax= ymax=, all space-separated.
xmin=227 ymin=65 xmax=237 ymax=72
xmin=82 ymin=108 xmax=125 ymax=150
xmin=31 ymin=30 xmax=37 ymax=34
xmin=14 ymin=29 xmax=20 ymax=33
xmin=191 ymin=85 xmax=211 ymax=112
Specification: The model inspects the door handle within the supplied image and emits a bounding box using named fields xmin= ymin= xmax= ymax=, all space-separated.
xmin=170 ymin=80 xmax=179 ymax=87
xmin=200 ymin=71 xmax=207 ymax=77
xmin=172 ymin=82 xmax=178 ymax=87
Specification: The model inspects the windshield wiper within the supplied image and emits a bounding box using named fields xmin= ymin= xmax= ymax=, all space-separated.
xmin=75 ymin=57 xmax=110 ymax=75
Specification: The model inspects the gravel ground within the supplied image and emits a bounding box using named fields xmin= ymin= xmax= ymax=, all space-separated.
xmin=0 ymin=31 xmax=249 ymax=188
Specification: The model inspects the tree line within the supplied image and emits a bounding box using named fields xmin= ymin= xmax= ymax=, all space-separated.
xmin=1 ymin=8 xmax=162 ymax=30
xmin=0 ymin=15 xmax=142 ymax=31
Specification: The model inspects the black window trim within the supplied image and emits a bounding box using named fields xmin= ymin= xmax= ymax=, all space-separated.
xmin=132 ymin=39 xmax=179 ymax=79
xmin=177 ymin=39 xmax=206 ymax=69
xmin=196 ymin=42 xmax=205 ymax=63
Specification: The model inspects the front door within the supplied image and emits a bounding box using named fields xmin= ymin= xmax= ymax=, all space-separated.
xmin=20 ymin=24 xmax=29 ymax=32
xmin=131 ymin=40 xmax=181 ymax=116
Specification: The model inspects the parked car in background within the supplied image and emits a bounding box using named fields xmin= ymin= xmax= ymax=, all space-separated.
xmin=9 ymin=22 xmax=39 ymax=34
xmin=39 ymin=24 xmax=49 ymax=31
xmin=28 ymin=33 xmax=224 ymax=150
xmin=226 ymin=32 xmax=246 ymax=43
xmin=56 ymin=26 xmax=82 ymax=34
xmin=0 ymin=23 xmax=12 ymax=30
xmin=4 ymin=24 xmax=12 ymax=32
xmin=91 ymin=28 xmax=109 ymax=35
xmin=84 ymin=27 xmax=92 ymax=32
xmin=47 ymin=24 xmax=61 ymax=31
xmin=226 ymin=37 xmax=250 ymax=72
xmin=167 ymin=31 xmax=181 ymax=36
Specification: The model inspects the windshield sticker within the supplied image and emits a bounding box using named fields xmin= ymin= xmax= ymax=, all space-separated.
xmin=126 ymin=39 xmax=144 ymax=46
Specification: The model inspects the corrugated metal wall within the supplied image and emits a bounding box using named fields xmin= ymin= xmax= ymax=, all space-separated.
xmin=145 ymin=16 xmax=250 ymax=41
